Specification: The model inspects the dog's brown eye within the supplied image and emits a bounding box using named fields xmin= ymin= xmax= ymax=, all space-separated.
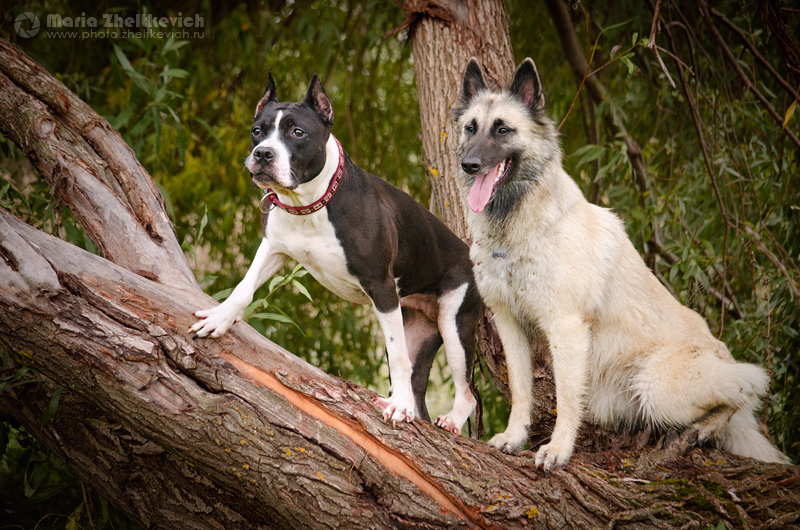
xmin=292 ymin=128 xmax=306 ymax=138
xmin=252 ymin=127 xmax=261 ymax=136
xmin=497 ymin=127 xmax=510 ymax=135
xmin=465 ymin=124 xmax=475 ymax=134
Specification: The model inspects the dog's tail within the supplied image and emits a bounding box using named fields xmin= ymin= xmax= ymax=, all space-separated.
xmin=713 ymin=362 xmax=790 ymax=464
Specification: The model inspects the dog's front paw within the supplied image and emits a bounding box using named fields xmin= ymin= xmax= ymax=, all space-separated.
xmin=190 ymin=304 xmax=243 ymax=338
xmin=534 ymin=441 xmax=573 ymax=471
xmin=488 ymin=428 xmax=527 ymax=454
xmin=376 ymin=394 xmax=416 ymax=426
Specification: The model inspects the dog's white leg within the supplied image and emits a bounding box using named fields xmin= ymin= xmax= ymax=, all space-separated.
xmin=535 ymin=313 xmax=590 ymax=471
xmin=191 ymin=238 xmax=286 ymax=338
xmin=435 ymin=284 xmax=477 ymax=434
xmin=374 ymin=305 xmax=417 ymax=424
xmin=488 ymin=306 xmax=533 ymax=453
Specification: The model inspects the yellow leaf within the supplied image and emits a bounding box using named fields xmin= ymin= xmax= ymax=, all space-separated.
xmin=429 ymin=167 xmax=439 ymax=178
xmin=784 ymin=99 xmax=797 ymax=129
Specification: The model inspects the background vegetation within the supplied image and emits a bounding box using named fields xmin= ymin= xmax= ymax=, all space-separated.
xmin=1 ymin=0 xmax=797 ymax=528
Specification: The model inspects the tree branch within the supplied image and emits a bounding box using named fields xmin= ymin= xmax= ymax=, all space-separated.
xmin=0 ymin=39 xmax=196 ymax=288
xmin=709 ymin=6 xmax=798 ymax=99
xmin=699 ymin=3 xmax=800 ymax=151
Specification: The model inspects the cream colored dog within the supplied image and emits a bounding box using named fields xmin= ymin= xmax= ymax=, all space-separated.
xmin=454 ymin=57 xmax=789 ymax=470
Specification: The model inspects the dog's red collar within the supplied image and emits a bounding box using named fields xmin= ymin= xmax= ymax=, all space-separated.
xmin=261 ymin=138 xmax=344 ymax=216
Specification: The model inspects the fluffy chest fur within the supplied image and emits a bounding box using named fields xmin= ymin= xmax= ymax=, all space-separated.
xmin=470 ymin=226 xmax=549 ymax=325
xmin=266 ymin=209 xmax=370 ymax=304
xmin=466 ymin=175 xmax=597 ymax=328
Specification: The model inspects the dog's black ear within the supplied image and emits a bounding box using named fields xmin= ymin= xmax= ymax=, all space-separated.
xmin=510 ymin=58 xmax=545 ymax=112
xmin=460 ymin=57 xmax=487 ymax=105
xmin=304 ymin=74 xmax=334 ymax=127
xmin=254 ymin=73 xmax=278 ymax=119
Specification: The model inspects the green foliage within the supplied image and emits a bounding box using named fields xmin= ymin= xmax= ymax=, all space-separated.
xmin=1 ymin=349 xmax=139 ymax=529
xmin=0 ymin=420 xmax=141 ymax=530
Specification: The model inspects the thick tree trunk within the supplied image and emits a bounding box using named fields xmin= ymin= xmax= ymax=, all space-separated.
xmin=1 ymin=37 xmax=799 ymax=530
xmin=403 ymin=0 xmax=555 ymax=446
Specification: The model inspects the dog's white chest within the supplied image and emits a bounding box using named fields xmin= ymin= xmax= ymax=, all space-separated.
xmin=267 ymin=210 xmax=370 ymax=304
xmin=471 ymin=231 xmax=551 ymax=320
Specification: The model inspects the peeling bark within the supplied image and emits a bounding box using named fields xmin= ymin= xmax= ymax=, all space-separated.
xmin=1 ymin=35 xmax=799 ymax=530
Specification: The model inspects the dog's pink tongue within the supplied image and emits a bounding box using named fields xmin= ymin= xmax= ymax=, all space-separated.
xmin=467 ymin=166 xmax=499 ymax=213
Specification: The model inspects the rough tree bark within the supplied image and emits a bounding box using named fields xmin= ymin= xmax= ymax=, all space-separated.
xmin=401 ymin=0 xmax=556 ymax=445
xmin=1 ymin=35 xmax=799 ymax=530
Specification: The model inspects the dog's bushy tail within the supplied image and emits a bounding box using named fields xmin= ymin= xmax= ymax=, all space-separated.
xmin=714 ymin=362 xmax=790 ymax=464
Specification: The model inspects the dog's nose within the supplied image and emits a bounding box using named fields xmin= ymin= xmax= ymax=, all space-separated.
xmin=461 ymin=158 xmax=481 ymax=174
xmin=253 ymin=147 xmax=275 ymax=162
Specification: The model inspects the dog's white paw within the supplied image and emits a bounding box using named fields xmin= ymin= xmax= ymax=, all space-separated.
xmin=376 ymin=394 xmax=416 ymax=426
xmin=435 ymin=391 xmax=476 ymax=435
xmin=488 ymin=428 xmax=527 ymax=454
xmin=534 ymin=441 xmax=573 ymax=471
xmin=190 ymin=304 xmax=243 ymax=338
xmin=435 ymin=414 xmax=463 ymax=435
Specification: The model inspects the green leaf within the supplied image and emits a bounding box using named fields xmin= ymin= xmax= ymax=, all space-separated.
xmin=243 ymin=299 xmax=266 ymax=320
xmin=293 ymin=280 xmax=313 ymax=302
xmin=192 ymin=116 xmax=223 ymax=145
xmin=24 ymin=459 xmax=48 ymax=497
xmin=198 ymin=204 xmax=208 ymax=242
xmin=268 ymin=275 xmax=287 ymax=293
xmin=248 ymin=312 xmax=295 ymax=324
xmin=128 ymin=112 xmax=152 ymax=138
xmin=212 ymin=287 xmax=234 ymax=301
xmin=162 ymin=37 xmax=190 ymax=55
xmin=23 ymin=478 xmax=77 ymax=506
xmin=41 ymin=386 xmax=63 ymax=426
xmin=162 ymin=68 xmax=189 ymax=79
xmin=622 ymin=54 xmax=637 ymax=74
xmin=113 ymin=44 xmax=152 ymax=95
xmin=112 ymin=43 xmax=134 ymax=72
xmin=249 ymin=306 xmax=305 ymax=335
xmin=574 ymin=145 xmax=604 ymax=168
xmin=198 ymin=275 xmax=218 ymax=289
xmin=597 ymin=18 xmax=636 ymax=37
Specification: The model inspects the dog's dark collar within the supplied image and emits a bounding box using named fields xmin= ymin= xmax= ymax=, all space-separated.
xmin=260 ymin=138 xmax=344 ymax=216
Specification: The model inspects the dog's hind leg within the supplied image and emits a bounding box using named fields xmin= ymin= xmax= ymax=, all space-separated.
xmin=401 ymin=306 xmax=443 ymax=423
xmin=435 ymin=283 xmax=479 ymax=434
xmin=634 ymin=345 xmax=788 ymax=463
xmin=665 ymin=404 xmax=736 ymax=457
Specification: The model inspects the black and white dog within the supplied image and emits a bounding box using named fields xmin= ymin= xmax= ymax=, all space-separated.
xmin=191 ymin=74 xmax=482 ymax=433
